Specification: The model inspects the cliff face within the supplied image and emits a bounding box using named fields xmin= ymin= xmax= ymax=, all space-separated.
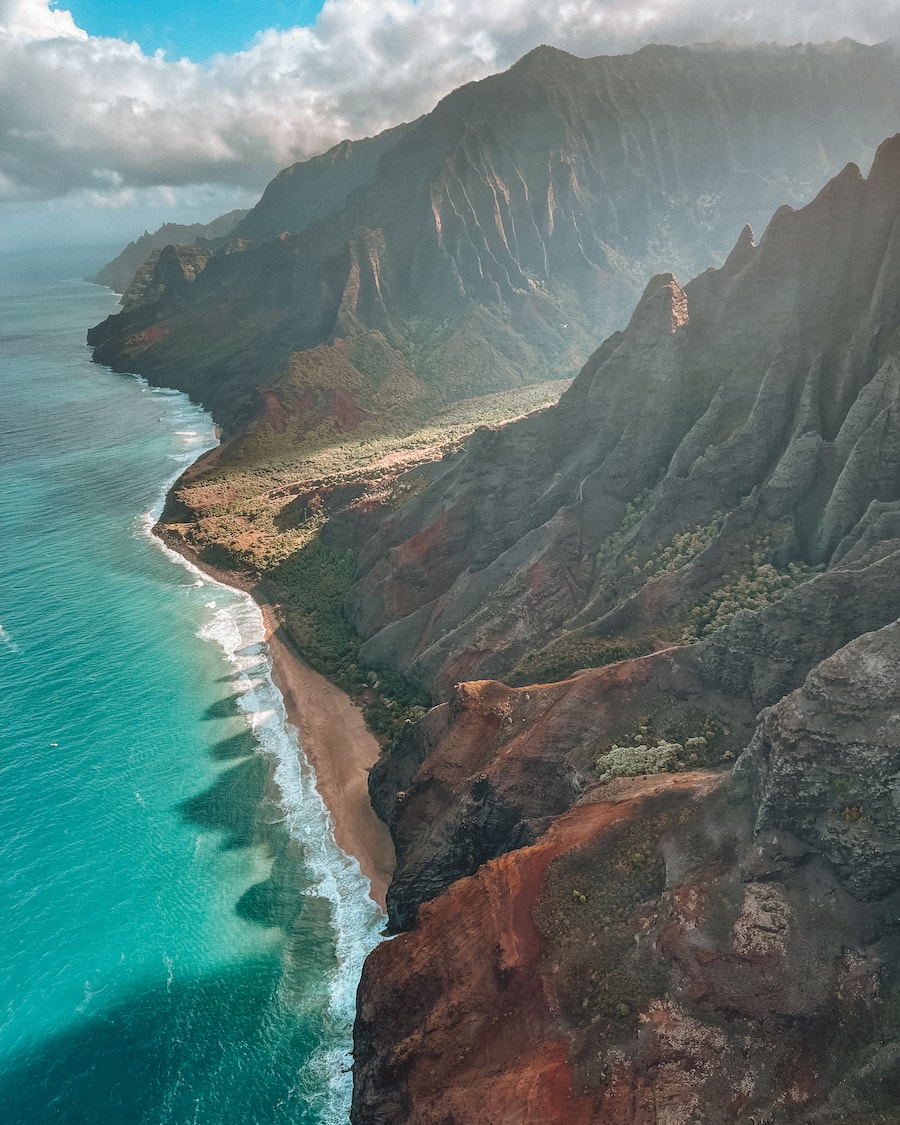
xmin=349 ymin=140 xmax=900 ymax=1121
xmin=345 ymin=135 xmax=900 ymax=699
xmin=87 ymin=210 xmax=247 ymax=295
xmin=88 ymin=41 xmax=900 ymax=443
xmin=355 ymin=747 xmax=900 ymax=1122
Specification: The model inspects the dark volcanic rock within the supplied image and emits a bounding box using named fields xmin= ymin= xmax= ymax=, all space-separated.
xmin=734 ymin=618 xmax=900 ymax=900
xmin=372 ymin=678 xmax=589 ymax=931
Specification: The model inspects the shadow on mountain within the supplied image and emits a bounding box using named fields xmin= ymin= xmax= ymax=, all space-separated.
xmin=0 ymin=963 xmax=322 ymax=1125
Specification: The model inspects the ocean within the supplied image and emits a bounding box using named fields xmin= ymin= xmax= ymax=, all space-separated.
xmin=0 ymin=246 xmax=382 ymax=1123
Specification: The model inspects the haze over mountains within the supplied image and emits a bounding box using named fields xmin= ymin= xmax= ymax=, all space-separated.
xmin=88 ymin=211 xmax=249 ymax=295
xmin=88 ymin=39 xmax=900 ymax=1123
xmin=90 ymin=40 xmax=900 ymax=438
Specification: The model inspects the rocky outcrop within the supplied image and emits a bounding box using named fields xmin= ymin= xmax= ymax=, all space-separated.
xmin=354 ymin=765 xmax=900 ymax=1122
xmin=734 ymin=619 xmax=900 ymax=901
xmin=370 ymin=646 xmax=747 ymax=931
xmin=88 ymin=210 xmax=247 ymax=294
xmin=696 ymin=541 xmax=900 ymax=707
xmin=89 ymin=41 xmax=900 ymax=442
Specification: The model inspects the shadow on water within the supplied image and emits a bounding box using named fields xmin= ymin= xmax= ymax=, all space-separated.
xmin=237 ymin=844 xmax=318 ymax=932
xmin=179 ymin=754 xmax=270 ymax=849
xmin=203 ymin=692 xmax=245 ymax=721
xmin=178 ymin=755 xmax=334 ymax=943
xmin=208 ymin=728 xmax=259 ymax=761
xmin=0 ymin=964 xmax=330 ymax=1125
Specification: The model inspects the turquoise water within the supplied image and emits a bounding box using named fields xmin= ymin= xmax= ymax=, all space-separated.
xmin=0 ymin=250 xmax=382 ymax=1123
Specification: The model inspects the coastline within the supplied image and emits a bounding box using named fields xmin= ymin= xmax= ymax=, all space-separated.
xmin=157 ymin=531 xmax=395 ymax=911
xmin=260 ymin=606 xmax=395 ymax=910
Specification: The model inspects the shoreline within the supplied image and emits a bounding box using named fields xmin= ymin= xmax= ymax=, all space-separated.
xmin=260 ymin=605 xmax=395 ymax=910
xmin=157 ymin=531 xmax=395 ymax=911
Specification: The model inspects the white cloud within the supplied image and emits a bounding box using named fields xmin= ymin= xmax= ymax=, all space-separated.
xmin=3 ymin=0 xmax=900 ymax=213
xmin=1 ymin=0 xmax=86 ymax=42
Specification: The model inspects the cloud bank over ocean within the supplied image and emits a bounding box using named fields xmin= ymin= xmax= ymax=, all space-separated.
xmin=3 ymin=0 xmax=899 ymax=237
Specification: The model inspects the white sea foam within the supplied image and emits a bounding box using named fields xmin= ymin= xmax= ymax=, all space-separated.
xmin=134 ymin=384 xmax=384 ymax=1123
xmin=192 ymin=585 xmax=384 ymax=1122
xmin=0 ymin=623 xmax=18 ymax=652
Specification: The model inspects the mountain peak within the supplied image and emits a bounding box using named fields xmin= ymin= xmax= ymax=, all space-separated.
xmin=868 ymin=131 xmax=900 ymax=186
xmin=510 ymin=44 xmax=577 ymax=71
xmin=627 ymin=272 xmax=689 ymax=335
xmin=721 ymin=223 xmax=757 ymax=276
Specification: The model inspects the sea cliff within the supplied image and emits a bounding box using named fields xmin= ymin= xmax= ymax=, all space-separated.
xmin=347 ymin=136 xmax=900 ymax=1122
xmin=87 ymin=44 xmax=900 ymax=1123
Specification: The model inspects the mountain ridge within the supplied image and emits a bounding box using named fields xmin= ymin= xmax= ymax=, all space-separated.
xmin=88 ymin=210 xmax=248 ymax=294
xmin=342 ymin=135 xmax=900 ymax=698
xmin=348 ymin=135 xmax=900 ymax=1123
xmin=88 ymin=40 xmax=900 ymax=446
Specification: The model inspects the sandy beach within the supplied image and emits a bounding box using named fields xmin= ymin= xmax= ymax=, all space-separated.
xmin=260 ymin=606 xmax=395 ymax=910
xmin=157 ymin=531 xmax=395 ymax=911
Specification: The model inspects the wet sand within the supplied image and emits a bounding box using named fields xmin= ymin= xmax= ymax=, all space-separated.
xmin=259 ymin=606 xmax=395 ymax=910
xmin=157 ymin=530 xmax=395 ymax=911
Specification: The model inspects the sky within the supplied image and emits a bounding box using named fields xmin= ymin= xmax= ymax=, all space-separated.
xmin=62 ymin=0 xmax=325 ymax=59
xmin=3 ymin=0 xmax=900 ymax=251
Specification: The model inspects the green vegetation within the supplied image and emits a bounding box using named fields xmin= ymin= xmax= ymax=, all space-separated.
xmin=162 ymin=378 xmax=569 ymax=748
xmin=265 ymin=538 xmax=429 ymax=745
xmin=680 ymin=554 xmax=822 ymax=643
xmin=173 ymin=378 xmax=567 ymax=569
xmin=507 ymin=634 xmax=651 ymax=686
xmin=593 ymin=715 xmax=732 ymax=778
xmin=588 ymin=508 xmax=727 ymax=619
xmin=596 ymin=738 xmax=690 ymax=778
xmin=593 ymin=490 xmax=651 ymax=572
xmin=507 ymin=510 xmax=733 ymax=685
xmin=595 ymin=504 xmax=724 ymax=581
xmin=623 ymin=511 xmax=726 ymax=579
